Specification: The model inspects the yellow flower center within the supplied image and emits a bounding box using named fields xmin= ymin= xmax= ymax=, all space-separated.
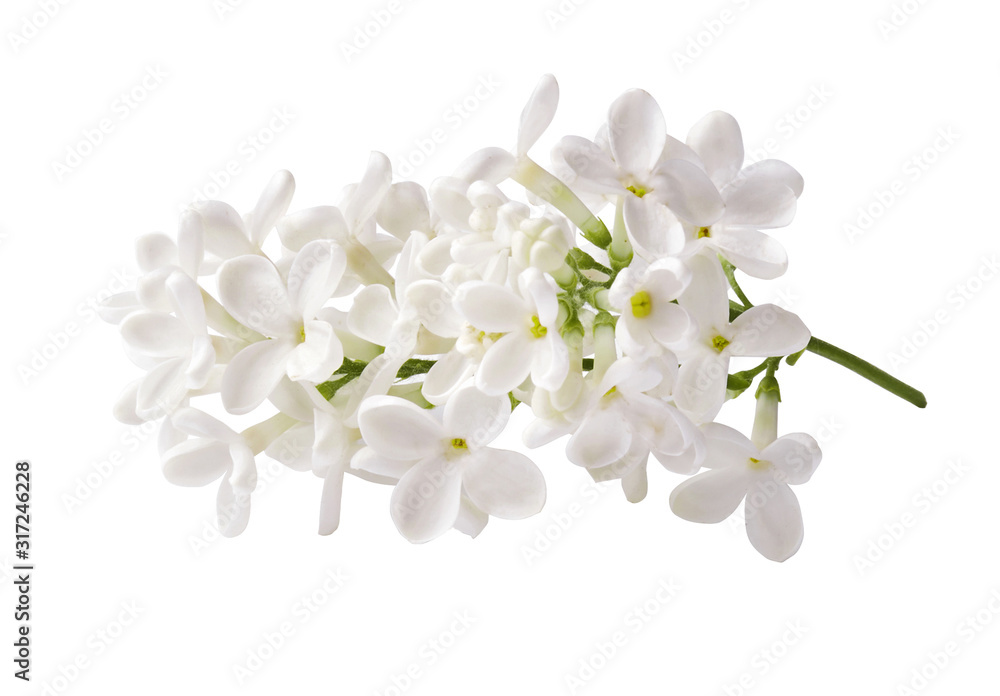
xmin=747 ymin=457 xmax=771 ymax=471
xmin=450 ymin=438 xmax=468 ymax=450
xmin=697 ymin=226 xmax=712 ymax=239
xmin=626 ymin=185 xmax=648 ymax=198
xmin=529 ymin=315 xmax=547 ymax=339
xmin=711 ymin=335 xmax=730 ymax=352
xmin=630 ymin=291 xmax=652 ymax=318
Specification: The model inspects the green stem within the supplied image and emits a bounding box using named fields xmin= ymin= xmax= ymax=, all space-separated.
xmin=721 ymin=258 xmax=753 ymax=309
xmin=801 ymin=337 xmax=927 ymax=408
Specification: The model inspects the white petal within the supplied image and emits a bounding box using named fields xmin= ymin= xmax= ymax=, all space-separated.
xmin=287 ymin=240 xmax=346 ymax=319
xmin=390 ymin=456 xmax=463 ymax=543
xmin=221 ymin=339 xmax=294 ymax=415
xmin=422 ymin=351 xmax=475 ymax=406
xmin=357 ymin=395 xmax=442 ymax=461
xmin=607 ymin=89 xmax=666 ymax=177
xmin=113 ymin=379 xmax=145 ymax=425
xmin=711 ymin=228 xmax=788 ymax=280
xmin=98 ymin=292 xmax=141 ymax=324
xmin=463 ymin=448 xmax=546 ymax=519
xmin=217 ymin=255 xmax=298 ymax=338
xmin=452 ymin=147 xmax=516 ymax=185
xmin=192 ymin=200 xmax=255 ymax=258
xmin=278 ymin=206 xmax=350 ymax=251
xmin=443 ymin=386 xmax=510 ymax=447
xmin=701 ymin=423 xmax=757 ymax=469
xmin=675 ymin=352 xmax=729 ymax=422
xmin=171 ymin=406 xmax=239 ymax=443
xmin=217 ymin=476 xmax=251 ymax=537
xmin=565 ymin=408 xmax=631 ymax=469
xmin=135 ymin=233 xmax=176 ymax=273
xmin=669 ymin=467 xmax=749 ymax=523
xmin=739 ymin=159 xmax=804 ymax=198
xmin=531 ymin=333 xmax=569 ymax=392
xmin=162 ymin=439 xmax=230 ymax=487
xmin=678 ymin=253 xmax=730 ymax=335
xmin=247 ymin=170 xmax=295 ymax=247
xmin=347 ymin=284 xmax=397 ymax=346
xmin=517 ymin=74 xmax=559 ymax=156
xmin=136 ymin=357 xmax=187 ymax=419
xmin=344 ymin=151 xmax=392 ymax=232
xmin=623 ymin=195 xmax=685 ymax=258
xmin=287 ymin=321 xmax=344 ymax=383
xmin=745 ymin=481 xmax=803 ymax=562
xmin=724 ymin=179 xmax=797 ymax=229
xmin=176 ymin=209 xmax=205 ymax=276
xmin=519 ymin=267 xmax=559 ymax=327
xmin=351 ymin=447 xmax=412 ymax=480
xmin=646 ymin=302 xmax=694 ymax=349
xmin=407 ymin=280 xmax=462 ymax=338
xmin=454 ymin=282 xmax=526 ymax=333
xmin=686 ymin=111 xmax=744 ymax=189
xmin=651 ymin=160 xmax=725 ymax=225
xmin=265 ymin=423 xmax=314 ymax=472
xmin=318 ymin=463 xmax=345 ymax=536
xmin=454 ymin=497 xmax=489 ymax=538
xmin=763 ymin=433 xmax=822 ymax=485
xmin=377 ymin=182 xmax=431 ymax=238
xmin=622 ymin=464 xmax=648 ymax=504
xmin=476 ymin=332 xmax=533 ymax=395
xmin=166 ymin=272 xmax=209 ymax=338
xmin=120 ymin=312 xmax=190 ymax=357
xmin=729 ymin=305 xmax=810 ymax=357
xmin=552 ymin=136 xmax=624 ymax=193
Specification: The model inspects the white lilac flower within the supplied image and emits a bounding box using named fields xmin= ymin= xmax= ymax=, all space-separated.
xmin=675 ymin=253 xmax=810 ymax=422
xmin=217 ymin=240 xmax=346 ymax=414
xmin=354 ymin=386 xmax=546 ymax=542
xmin=607 ymin=256 xmax=694 ymax=360
xmin=684 ymin=111 xmax=805 ymax=279
xmin=669 ymin=387 xmax=822 ymax=561
xmin=453 ymin=267 xmax=569 ymax=396
xmin=553 ymin=89 xmax=724 ymax=258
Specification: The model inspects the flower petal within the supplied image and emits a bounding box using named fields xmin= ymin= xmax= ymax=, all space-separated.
xmin=278 ymin=206 xmax=350 ymax=251
xmin=651 ymin=159 xmax=725 ymax=225
xmin=344 ymin=151 xmax=392 ymax=232
xmin=517 ymin=74 xmax=559 ymax=156
xmin=192 ymin=200 xmax=255 ymax=258
xmin=318 ymin=463 xmax=346 ymax=536
xmin=675 ymin=352 xmax=729 ymax=422
xmin=407 ymin=280 xmax=462 ymax=338
xmin=729 ymin=304 xmax=810 ymax=357
xmin=566 ymin=408 xmax=631 ymax=469
xmin=678 ymin=253 xmax=730 ymax=336
xmin=217 ymin=476 xmax=251 ymax=537
xmin=221 ymin=339 xmax=294 ymax=415
xmin=287 ymin=240 xmax=347 ymax=319
xmin=552 ymin=136 xmax=624 ymax=193
xmin=738 ymin=159 xmax=804 ymax=198
xmin=476 ymin=331 xmax=533 ymax=395
xmin=390 ymin=456 xmax=463 ymax=543
xmin=347 ymin=284 xmax=397 ymax=346
xmin=463 ymin=448 xmax=546 ymax=519
xmin=710 ymin=227 xmax=788 ymax=280
xmin=608 ymin=89 xmax=667 ymax=177
xmin=217 ymin=255 xmax=298 ymax=338
xmin=247 ymin=170 xmax=295 ymax=247
xmin=623 ymin=195 xmax=685 ymax=259
xmin=669 ymin=467 xmax=749 ymax=523
xmin=377 ymin=182 xmax=431 ymax=239
xmin=162 ymin=439 xmax=230 ymax=487
xmin=745 ymin=481 xmax=803 ymax=562
xmin=443 ymin=386 xmax=510 ymax=448
xmin=454 ymin=282 xmax=526 ymax=333
xmin=357 ymin=395 xmax=442 ymax=461
xmin=120 ymin=312 xmax=190 ymax=357
xmin=686 ymin=110 xmax=744 ymax=189
xmin=762 ymin=433 xmax=822 ymax=485
xmin=724 ymin=179 xmax=797 ymax=229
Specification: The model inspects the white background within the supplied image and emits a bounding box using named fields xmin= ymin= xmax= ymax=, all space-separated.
xmin=2 ymin=0 xmax=998 ymax=694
